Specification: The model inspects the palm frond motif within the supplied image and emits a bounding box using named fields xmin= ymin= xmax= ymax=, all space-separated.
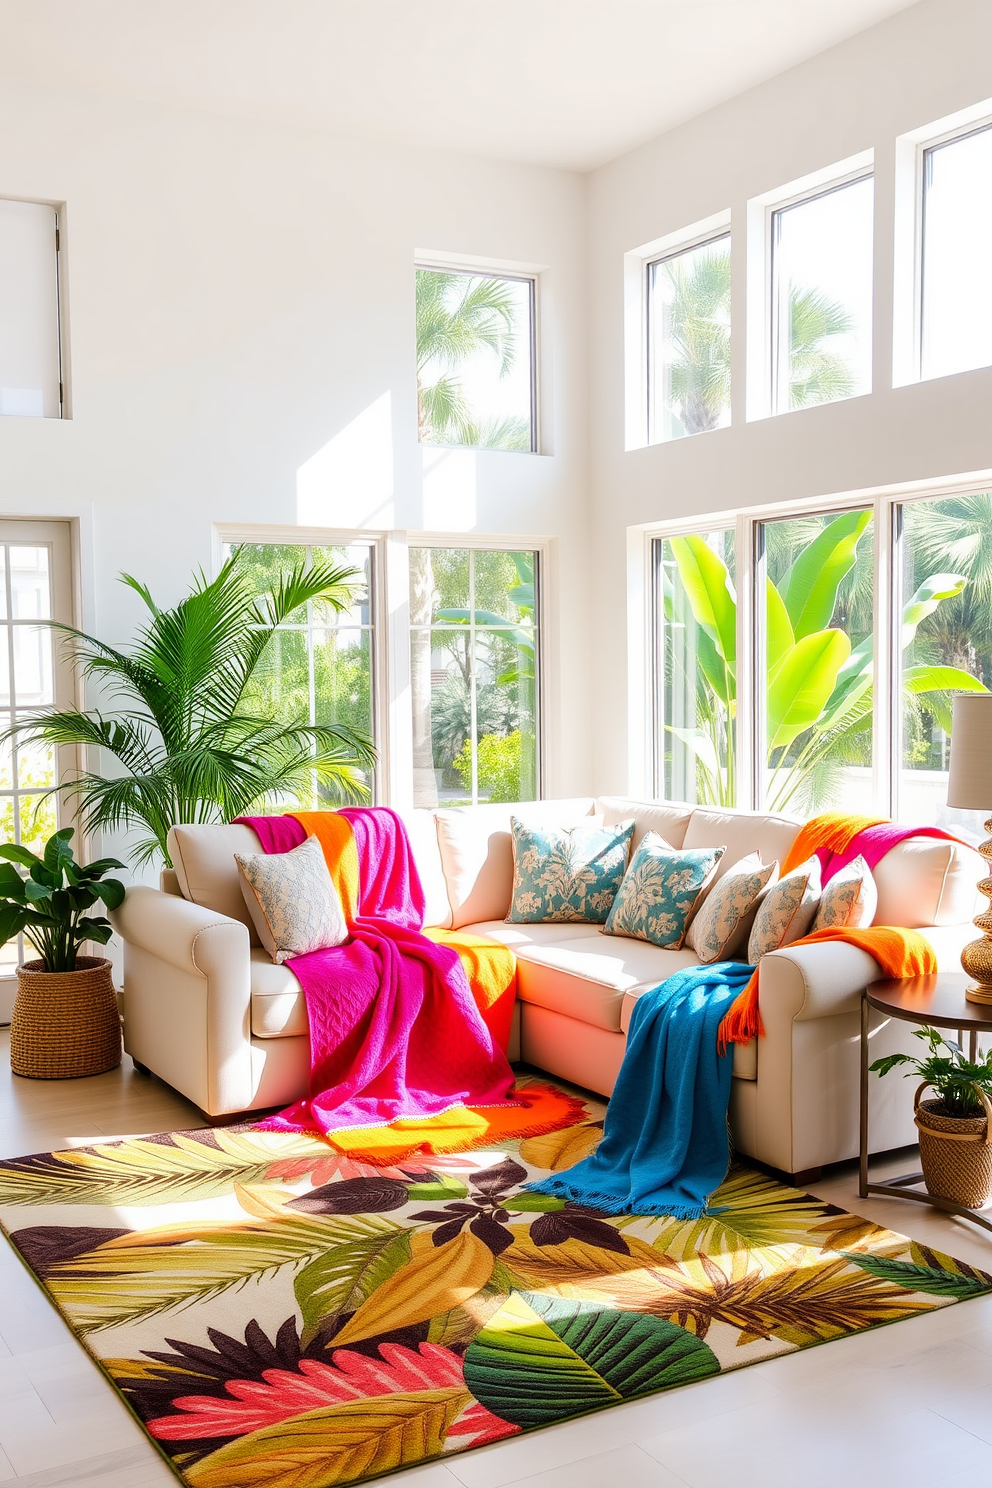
xmin=8 ymin=554 xmax=377 ymax=866
xmin=0 ymin=1129 xmax=327 ymax=1207
xmin=625 ymin=1168 xmax=838 ymax=1261
xmin=45 ymin=1213 xmax=404 ymax=1334
xmin=600 ymin=1246 xmax=939 ymax=1345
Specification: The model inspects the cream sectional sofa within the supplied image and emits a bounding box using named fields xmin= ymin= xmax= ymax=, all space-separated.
xmin=112 ymin=797 xmax=983 ymax=1182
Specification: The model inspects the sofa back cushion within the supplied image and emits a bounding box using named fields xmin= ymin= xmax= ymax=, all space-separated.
xmin=683 ymin=808 xmax=800 ymax=883
xmin=169 ymin=823 xmax=264 ymax=941
xmin=435 ymin=799 xmax=596 ymax=929
xmin=595 ymin=796 xmax=693 ymax=851
xmin=398 ymin=809 xmax=452 ymax=929
xmin=872 ymin=837 xmax=983 ymax=927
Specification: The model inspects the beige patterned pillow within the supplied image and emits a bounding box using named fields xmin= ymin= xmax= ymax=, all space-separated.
xmin=747 ymin=855 xmax=822 ymax=963
xmin=235 ymin=835 xmax=348 ymax=964
xmin=812 ymin=854 xmax=877 ymax=932
xmin=686 ymin=853 xmax=779 ymax=964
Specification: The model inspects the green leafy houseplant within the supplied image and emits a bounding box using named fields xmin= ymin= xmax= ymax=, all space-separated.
xmin=6 ymin=552 xmax=377 ymax=868
xmin=871 ymin=1027 xmax=992 ymax=1118
xmin=0 ymin=828 xmax=125 ymax=974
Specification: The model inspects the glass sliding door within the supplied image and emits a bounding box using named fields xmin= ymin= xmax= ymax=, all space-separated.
xmin=758 ymin=509 xmax=874 ymax=815
xmin=654 ymin=529 xmax=736 ymax=806
xmin=409 ymin=547 xmax=539 ymax=808
xmin=896 ymin=493 xmax=992 ymax=839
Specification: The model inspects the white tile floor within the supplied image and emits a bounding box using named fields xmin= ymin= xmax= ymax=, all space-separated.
xmin=0 ymin=1035 xmax=991 ymax=1487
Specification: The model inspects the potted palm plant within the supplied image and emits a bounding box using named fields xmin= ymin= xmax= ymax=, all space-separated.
xmin=0 ymin=828 xmax=126 ymax=1079
xmin=871 ymin=1027 xmax=992 ymax=1209
xmin=3 ymin=552 xmax=376 ymax=868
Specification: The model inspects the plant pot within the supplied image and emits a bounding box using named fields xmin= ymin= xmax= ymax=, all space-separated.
xmin=914 ymin=1081 xmax=992 ymax=1210
xmin=10 ymin=956 xmax=121 ymax=1079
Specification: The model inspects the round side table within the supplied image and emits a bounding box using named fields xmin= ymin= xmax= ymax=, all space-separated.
xmin=862 ymin=973 xmax=992 ymax=1235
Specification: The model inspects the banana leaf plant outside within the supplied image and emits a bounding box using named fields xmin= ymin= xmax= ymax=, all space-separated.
xmin=661 ymin=510 xmax=989 ymax=814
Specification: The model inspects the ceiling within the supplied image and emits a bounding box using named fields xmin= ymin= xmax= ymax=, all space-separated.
xmin=0 ymin=0 xmax=921 ymax=171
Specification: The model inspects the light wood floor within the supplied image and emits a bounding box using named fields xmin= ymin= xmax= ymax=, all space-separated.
xmin=0 ymin=1038 xmax=991 ymax=1488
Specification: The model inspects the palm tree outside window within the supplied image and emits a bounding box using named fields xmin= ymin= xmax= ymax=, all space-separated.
xmin=415 ymin=267 xmax=536 ymax=453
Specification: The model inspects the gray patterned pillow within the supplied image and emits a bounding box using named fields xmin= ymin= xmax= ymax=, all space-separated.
xmin=812 ymin=854 xmax=877 ymax=932
xmin=686 ymin=853 xmax=778 ymax=964
xmin=747 ymin=856 xmax=822 ymax=962
xmin=235 ymin=835 xmax=348 ymax=964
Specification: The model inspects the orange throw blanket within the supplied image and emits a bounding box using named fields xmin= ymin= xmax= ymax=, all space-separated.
xmin=718 ymin=809 xmax=941 ymax=1050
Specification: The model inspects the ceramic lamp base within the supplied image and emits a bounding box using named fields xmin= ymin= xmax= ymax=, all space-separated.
xmin=966 ymin=983 xmax=992 ymax=1005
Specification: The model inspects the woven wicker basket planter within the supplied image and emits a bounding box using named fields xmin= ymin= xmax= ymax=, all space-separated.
xmin=915 ymin=1081 xmax=992 ymax=1210
xmin=10 ymin=956 xmax=120 ymax=1080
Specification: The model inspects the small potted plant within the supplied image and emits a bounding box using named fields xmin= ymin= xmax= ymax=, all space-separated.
xmin=0 ymin=828 xmax=126 ymax=1079
xmin=871 ymin=1027 xmax=992 ymax=1210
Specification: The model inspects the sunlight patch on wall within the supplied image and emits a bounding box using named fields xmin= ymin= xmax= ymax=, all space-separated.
xmin=421 ymin=445 xmax=477 ymax=531
xmin=296 ymin=393 xmax=394 ymax=528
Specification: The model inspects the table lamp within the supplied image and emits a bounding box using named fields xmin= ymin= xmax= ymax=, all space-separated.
xmin=946 ymin=692 xmax=992 ymax=1004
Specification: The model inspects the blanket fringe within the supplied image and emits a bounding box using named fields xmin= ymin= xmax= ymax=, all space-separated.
xmin=527 ymin=1174 xmax=707 ymax=1219
xmin=716 ymin=968 xmax=762 ymax=1053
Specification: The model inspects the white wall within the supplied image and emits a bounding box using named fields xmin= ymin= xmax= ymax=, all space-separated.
xmin=0 ymin=74 xmax=592 ymax=819
xmin=587 ymin=0 xmax=992 ymax=794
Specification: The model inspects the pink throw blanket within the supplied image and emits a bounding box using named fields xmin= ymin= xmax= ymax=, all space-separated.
xmin=819 ymin=823 xmax=962 ymax=883
xmin=239 ymin=809 xmax=516 ymax=1137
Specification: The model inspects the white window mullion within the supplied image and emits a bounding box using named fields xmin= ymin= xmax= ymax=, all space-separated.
xmin=735 ymin=511 xmax=758 ymax=811
xmin=872 ymin=497 xmax=896 ymax=817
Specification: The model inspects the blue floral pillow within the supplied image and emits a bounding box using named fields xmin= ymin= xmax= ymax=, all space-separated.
xmin=603 ymin=833 xmax=725 ymax=948
xmin=508 ymin=818 xmax=635 ymax=924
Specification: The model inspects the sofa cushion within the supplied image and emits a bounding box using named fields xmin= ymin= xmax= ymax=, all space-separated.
xmin=236 ymin=835 xmax=348 ymax=964
xmin=618 ymin=986 xmax=758 ymax=1080
xmin=683 ymin=808 xmax=800 ymax=883
xmin=595 ymin=797 xmax=693 ymax=851
xmin=812 ymin=854 xmax=876 ymax=932
xmin=401 ymin=809 xmax=452 ymax=929
xmin=434 ymin=799 xmax=596 ymax=929
xmin=169 ymin=822 xmax=264 ymax=942
xmin=508 ymin=817 xmax=634 ymax=925
xmin=604 ymin=836 xmax=723 ymax=947
xmin=686 ymin=852 xmax=778 ymax=962
xmin=250 ymin=949 xmax=307 ymax=1038
xmin=872 ymin=837 xmax=983 ymax=927
xmin=496 ymin=930 xmax=700 ymax=1032
xmin=748 ymin=856 xmax=821 ymax=962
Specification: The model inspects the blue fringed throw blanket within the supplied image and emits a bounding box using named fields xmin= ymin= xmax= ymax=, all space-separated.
xmin=526 ymin=962 xmax=755 ymax=1218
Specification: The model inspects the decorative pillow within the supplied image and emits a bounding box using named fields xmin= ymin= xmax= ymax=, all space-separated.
xmin=747 ymin=855 xmax=822 ymax=962
xmin=235 ymin=835 xmax=349 ymax=964
xmin=507 ymin=818 xmax=634 ymax=924
xmin=686 ymin=853 xmax=779 ymax=964
xmin=812 ymin=853 xmax=877 ymax=932
xmin=603 ymin=834 xmax=725 ymax=948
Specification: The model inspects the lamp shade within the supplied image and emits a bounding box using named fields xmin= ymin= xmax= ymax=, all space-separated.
xmin=946 ymin=693 xmax=992 ymax=809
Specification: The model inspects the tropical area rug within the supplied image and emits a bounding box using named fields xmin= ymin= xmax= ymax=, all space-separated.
xmin=0 ymin=1078 xmax=990 ymax=1488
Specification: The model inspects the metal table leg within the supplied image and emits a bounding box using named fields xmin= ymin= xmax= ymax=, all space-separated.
xmin=859 ymin=991 xmax=869 ymax=1199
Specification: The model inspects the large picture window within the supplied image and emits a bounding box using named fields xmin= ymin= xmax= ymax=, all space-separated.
xmin=415 ymin=266 xmax=536 ymax=453
xmin=653 ymin=487 xmax=991 ymax=838
xmin=770 ymin=174 xmax=873 ymax=414
xmin=225 ymin=540 xmax=377 ymax=805
xmin=647 ymin=234 xmax=731 ymax=443
xmin=410 ymin=546 xmax=540 ymax=808
xmin=920 ymin=122 xmax=992 ymax=381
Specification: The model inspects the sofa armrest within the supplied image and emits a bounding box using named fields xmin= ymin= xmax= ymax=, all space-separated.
xmin=112 ymin=885 xmax=249 ymax=978
xmin=111 ymin=886 xmax=253 ymax=1116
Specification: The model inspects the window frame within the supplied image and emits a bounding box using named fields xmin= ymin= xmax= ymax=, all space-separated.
xmin=216 ymin=524 xmax=387 ymax=805
xmin=0 ymin=196 xmax=68 ymax=420
xmin=414 ymin=260 xmax=540 ymax=455
xmin=404 ymin=532 xmax=547 ymax=808
xmin=643 ymin=472 xmax=992 ymax=818
xmin=918 ymin=117 xmax=992 ymax=384
xmin=766 ymin=166 xmax=875 ymax=418
xmin=644 ymin=228 xmax=732 ymax=446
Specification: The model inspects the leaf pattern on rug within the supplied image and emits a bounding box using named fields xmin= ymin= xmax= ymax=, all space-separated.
xmin=2 ymin=1081 xmax=991 ymax=1488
